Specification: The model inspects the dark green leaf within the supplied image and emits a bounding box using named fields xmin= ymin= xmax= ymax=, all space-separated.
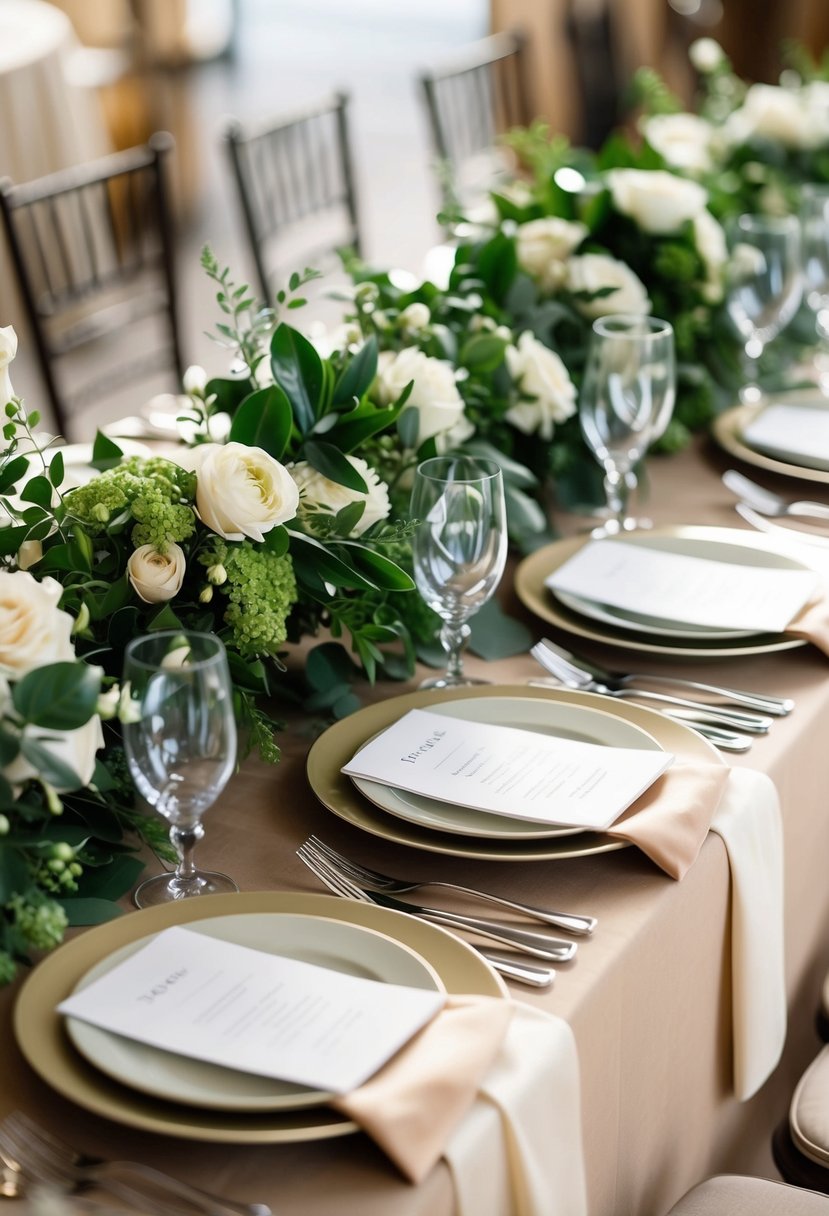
xmin=290 ymin=533 xmax=374 ymax=592
xmin=303 ymin=440 xmax=368 ymax=492
xmin=74 ymin=855 xmax=145 ymax=901
xmin=36 ymin=544 xmax=79 ymax=574
xmin=49 ymin=451 xmax=64 ymax=488
xmin=0 ymin=524 xmax=30 ymax=557
xmin=0 ymin=725 xmax=20 ymax=767
xmin=332 ymin=692 xmax=362 ymax=718
xmin=263 ymin=524 xmax=290 ymax=556
xmin=476 ymin=232 xmax=518 ymax=303
xmin=332 ymin=335 xmax=379 ymax=407
xmin=0 ymin=847 xmax=29 ymax=903
xmin=325 ymin=399 xmax=404 ymax=453
xmin=0 ymin=455 xmax=29 ymax=494
xmin=504 ymin=481 xmax=548 ymax=540
xmin=149 ymin=604 xmax=184 ymax=631
xmin=397 ymin=406 xmax=420 ymax=449
xmin=270 ymin=324 xmax=324 ymax=434
xmin=59 ymin=898 xmax=124 ymax=926
xmin=204 ymin=376 xmax=254 ymax=415
xmin=91 ymin=432 xmax=124 ymax=471
xmin=459 ymin=334 xmax=508 ymax=373
xmin=341 ymin=544 xmax=416 ymax=591
xmin=20 ymin=475 xmax=53 ymax=508
xmin=108 ymin=606 xmax=140 ymax=650
xmin=306 ymin=642 xmax=356 ymax=690
xmin=228 ymin=385 xmax=294 ymax=460
xmin=13 ymin=662 xmax=101 ymax=730
xmin=467 ymin=599 xmax=533 ymax=660
xmin=99 ymin=575 xmax=131 ymax=617
xmin=333 ymin=500 xmax=366 ymax=535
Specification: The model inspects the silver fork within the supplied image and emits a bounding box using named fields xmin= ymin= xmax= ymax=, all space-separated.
xmin=295 ymin=846 xmax=568 ymax=977
xmin=305 ymin=835 xmax=596 ymax=935
xmin=530 ymin=642 xmax=773 ymax=734
xmin=723 ymin=468 xmax=829 ymax=522
xmin=534 ymin=637 xmax=793 ymax=716
xmin=0 ymin=1112 xmax=269 ymax=1216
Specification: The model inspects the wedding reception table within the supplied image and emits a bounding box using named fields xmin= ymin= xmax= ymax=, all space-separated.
xmin=3 ymin=434 xmax=829 ymax=1216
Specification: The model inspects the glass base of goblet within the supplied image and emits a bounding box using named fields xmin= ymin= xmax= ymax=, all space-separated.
xmin=134 ymin=869 xmax=239 ymax=908
xmin=589 ymin=516 xmax=653 ymax=539
xmin=418 ymin=672 xmax=489 ymax=690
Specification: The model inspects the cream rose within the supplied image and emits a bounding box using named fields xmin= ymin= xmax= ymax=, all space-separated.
xmin=689 ymin=37 xmax=724 ymax=74
xmin=606 ymin=168 xmax=709 ymax=234
xmin=515 ymin=217 xmax=588 ymax=292
xmin=505 ymin=333 xmax=577 ymax=440
xmin=693 ymin=209 xmax=728 ymax=302
xmin=127 ymin=543 xmax=186 ymax=604
xmin=375 ymin=348 xmax=473 ymax=446
xmin=642 ymin=113 xmax=715 ymax=175
xmin=724 ymin=84 xmax=829 ymax=150
xmin=0 ymin=326 xmax=18 ymax=405
xmin=192 ymin=442 xmax=299 ymax=542
xmin=566 ymin=254 xmax=651 ymax=319
xmin=0 ymin=572 xmax=75 ymax=679
xmin=290 ymin=456 xmax=391 ymax=536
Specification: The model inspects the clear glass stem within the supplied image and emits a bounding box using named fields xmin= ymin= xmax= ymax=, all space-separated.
xmin=169 ymin=823 xmax=204 ymax=884
xmin=603 ymin=466 xmax=630 ymax=532
xmin=740 ymin=340 xmax=763 ymax=403
xmin=440 ymin=620 xmax=471 ymax=682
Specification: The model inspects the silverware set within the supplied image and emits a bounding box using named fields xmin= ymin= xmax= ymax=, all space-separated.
xmin=0 ymin=1110 xmax=267 ymax=1216
xmin=724 ymin=469 xmax=829 ymax=548
xmin=296 ymin=837 xmax=597 ymax=988
xmin=530 ymin=638 xmax=790 ymax=752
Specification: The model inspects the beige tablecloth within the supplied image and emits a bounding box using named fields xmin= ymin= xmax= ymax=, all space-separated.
xmin=3 ymin=436 xmax=829 ymax=1216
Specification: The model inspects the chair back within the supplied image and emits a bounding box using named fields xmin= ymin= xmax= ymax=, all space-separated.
xmin=0 ymin=132 xmax=183 ymax=436
xmin=223 ymin=92 xmax=361 ymax=305
xmin=419 ymin=30 xmax=531 ymax=208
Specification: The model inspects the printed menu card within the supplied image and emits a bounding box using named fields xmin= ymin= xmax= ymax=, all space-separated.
xmin=58 ymin=926 xmax=446 ymax=1093
xmin=343 ymin=708 xmax=673 ymax=831
xmin=546 ymin=539 xmax=818 ymax=632
xmin=743 ymin=402 xmax=829 ymax=466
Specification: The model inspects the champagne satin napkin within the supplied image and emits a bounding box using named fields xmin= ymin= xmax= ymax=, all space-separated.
xmin=333 ymin=995 xmax=513 ymax=1183
xmin=785 ymin=593 xmax=829 ymax=654
xmin=606 ymin=761 xmax=731 ymax=879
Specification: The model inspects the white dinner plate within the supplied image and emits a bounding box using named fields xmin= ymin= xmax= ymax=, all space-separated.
xmin=65 ymin=913 xmax=442 ymax=1113
xmin=351 ymin=696 xmax=661 ymax=839
xmin=553 ymin=587 xmax=758 ymax=641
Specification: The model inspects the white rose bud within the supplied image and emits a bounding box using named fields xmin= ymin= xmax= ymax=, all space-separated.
xmin=207 ymin=563 xmax=227 ymax=585
xmin=16 ymin=539 xmax=42 ymax=571
xmin=127 ymin=543 xmax=186 ymax=604
xmin=0 ymin=326 xmax=18 ymax=406
xmin=183 ymin=364 xmax=208 ymax=395
xmin=96 ymin=686 xmax=121 ymax=720
xmin=689 ymin=37 xmax=724 ymax=74
xmin=199 ymin=585 xmax=214 ymax=603
xmin=71 ymin=602 xmax=90 ymax=635
xmin=398 ymin=302 xmax=431 ymax=332
xmin=290 ymin=456 xmax=391 ymax=536
xmin=117 ymin=682 xmax=141 ymax=725
xmin=192 ymin=442 xmax=299 ymax=542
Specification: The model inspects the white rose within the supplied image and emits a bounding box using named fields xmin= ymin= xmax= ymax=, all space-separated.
xmin=689 ymin=37 xmax=724 ymax=74
xmin=515 ymin=217 xmax=588 ymax=292
xmin=5 ymin=714 xmax=104 ymax=792
xmin=566 ymin=254 xmax=651 ymax=318
xmin=0 ymin=572 xmax=75 ymax=679
xmin=642 ymin=113 xmax=716 ymax=175
xmin=183 ymin=365 xmax=208 ymax=395
xmin=127 ymin=542 xmax=186 ymax=604
xmin=0 ymin=325 xmax=18 ymax=405
xmin=724 ymin=84 xmax=822 ymax=150
xmin=693 ymin=209 xmax=728 ymax=302
xmin=192 ymin=442 xmax=299 ymax=542
xmin=505 ymin=333 xmax=577 ymax=440
xmin=290 ymin=456 xmax=391 ymax=536
xmin=606 ymin=168 xmax=709 ymax=234
xmin=375 ymin=348 xmax=472 ymax=446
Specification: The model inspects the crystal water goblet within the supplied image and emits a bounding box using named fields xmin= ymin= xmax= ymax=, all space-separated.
xmin=410 ymin=455 xmax=507 ymax=689
xmin=725 ymin=213 xmax=803 ymax=403
xmin=122 ymin=630 xmax=238 ymax=908
xmin=579 ymin=314 xmax=676 ymax=536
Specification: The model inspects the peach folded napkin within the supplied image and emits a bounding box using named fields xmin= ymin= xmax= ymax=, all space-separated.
xmin=710 ymin=767 xmax=785 ymax=1101
xmin=606 ymin=760 xmax=730 ymax=879
xmin=445 ymin=1003 xmax=587 ymax=1216
xmin=334 ymin=994 xmax=513 ymax=1183
xmin=786 ymin=593 xmax=829 ymax=654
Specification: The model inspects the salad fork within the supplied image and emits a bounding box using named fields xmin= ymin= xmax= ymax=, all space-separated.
xmin=533 ymin=637 xmax=793 ymax=716
xmin=304 ymin=836 xmax=596 ymax=935
xmin=723 ymin=468 xmax=829 ymax=522
xmin=0 ymin=1112 xmax=269 ymax=1216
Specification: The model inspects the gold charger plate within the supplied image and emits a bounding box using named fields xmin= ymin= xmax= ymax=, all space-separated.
xmin=515 ymin=526 xmax=808 ymax=659
xmin=713 ymin=396 xmax=829 ymax=486
xmin=14 ymin=892 xmax=505 ymax=1144
xmin=306 ymin=684 xmax=722 ymax=862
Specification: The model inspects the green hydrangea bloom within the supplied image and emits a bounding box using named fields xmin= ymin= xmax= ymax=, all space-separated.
xmin=0 ymin=950 xmax=16 ymax=985
xmin=200 ymin=540 xmax=298 ymax=657
xmin=10 ymin=894 xmax=68 ymax=951
xmin=64 ymin=457 xmax=197 ymax=547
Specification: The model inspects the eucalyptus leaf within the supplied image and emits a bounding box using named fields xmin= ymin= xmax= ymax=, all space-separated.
xmin=59 ymin=897 xmax=125 ymax=926
xmin=20 ymin=475 xmax=53 ymax=508
xmin=49 ymin=451 xmax=65 ymax=488
xmin=467 ymin=599 xmax=532 ymax=660
xmin=0 ymin=455 xmax=29 ymax=494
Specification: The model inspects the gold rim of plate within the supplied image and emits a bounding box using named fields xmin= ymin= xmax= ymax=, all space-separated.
xmin=14 ymin=892 xmax=505 ymax=1144
xmin=306 ymin=684 xmax=722 ymax=862
xmin=514 ymin=525 xmax=807 ymax=659
xmin=712 ymin=396 xmax=829 ymax=486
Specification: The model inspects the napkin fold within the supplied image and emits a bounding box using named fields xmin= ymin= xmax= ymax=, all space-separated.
xmin=786 ymin=593 xmax=829 ymax=654
xmin=333 ymin=995 xmax=513 ymax=1183
xmin=606 ymin=760 xmax=731 ymax=879
xmin=709 ymin=766 xmax=785 ymax=1101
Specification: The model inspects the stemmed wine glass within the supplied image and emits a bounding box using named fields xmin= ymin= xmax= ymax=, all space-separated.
xmin=122 ymin=630 xmax=238 ymax=908
xmin=579 ymin=314 xmax=676 ymax=537
xmin=800 ymin=184 xmax=829 ymax=391
xmin=725 ymin=213 xmax=803 ymax=403
xmin=410 ymin=455 xmax=507 ymax=689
